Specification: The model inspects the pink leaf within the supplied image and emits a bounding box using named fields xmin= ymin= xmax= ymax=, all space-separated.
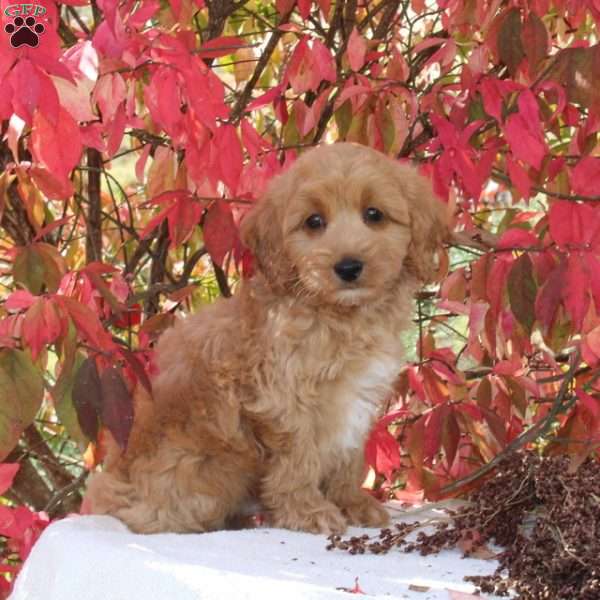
xmin=311 ymin=39 xmax=336 ymax=83
xmin=346 ymin=28 xmax=367 ymax=71
xmin=5 ymin=290 xmax=36 ymax=311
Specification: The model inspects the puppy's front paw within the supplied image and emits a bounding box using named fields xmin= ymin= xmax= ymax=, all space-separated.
xmin=272 ymin=501 xmax=347 ymax=535
xmin=341 ymin=493 xmax=390 ymax=528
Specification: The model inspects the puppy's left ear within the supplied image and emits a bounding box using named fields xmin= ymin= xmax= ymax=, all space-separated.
xmin=399 ymin=166 xmax=449 ymax=283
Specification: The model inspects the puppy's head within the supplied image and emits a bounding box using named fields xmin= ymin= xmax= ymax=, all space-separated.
xmin=241 ymin=143 xmax=447 ymax=307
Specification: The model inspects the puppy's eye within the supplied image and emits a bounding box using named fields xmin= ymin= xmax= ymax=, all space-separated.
xmin=363 ymin=207 xmax=384 ymax=224
xmin=305 ymin=213 xmax=326 ymax=230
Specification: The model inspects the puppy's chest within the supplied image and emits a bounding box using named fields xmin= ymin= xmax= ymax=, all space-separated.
xmin=317 ymin=353 xmax=402 ymax=453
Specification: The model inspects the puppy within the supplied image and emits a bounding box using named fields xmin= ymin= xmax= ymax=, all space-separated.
xmin=86 ymin=142 xmax=447 ymax=534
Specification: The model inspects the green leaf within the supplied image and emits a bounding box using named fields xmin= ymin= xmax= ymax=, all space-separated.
xmin=13 ymin=243 xmax=66 ymax=295
xmin=52 ymin=352 xmax=88 ymax=446
xmin=508 ymin=254 xmax=537 ymax=334
xmin=334 ymin=101 xmax=353 ymax=139
xmin=0 ymin=349 xmax=45 ymax=460
xmin=380 ymin=107 xmax=395 ymax=154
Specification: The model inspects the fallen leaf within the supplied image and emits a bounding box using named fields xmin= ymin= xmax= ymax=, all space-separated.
xmin=446 ymin=591 xmax=482 ymax=599
xmin=409 ymin=584 xmax=431 ymax=592
xmin=336 ymin=577 xmax=366 ymax=594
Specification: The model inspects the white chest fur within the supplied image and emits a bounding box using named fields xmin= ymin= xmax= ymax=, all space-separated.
xmin=327 ymin=354 xmax=402 ymax=453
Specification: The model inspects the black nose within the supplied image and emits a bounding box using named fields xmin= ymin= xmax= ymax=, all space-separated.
xmin=334 ymin=258 xmax=363 ymax=282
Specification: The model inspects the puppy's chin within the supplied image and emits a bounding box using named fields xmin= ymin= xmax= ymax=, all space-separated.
xmin=330 ymin=287 xmax=377 ymax=307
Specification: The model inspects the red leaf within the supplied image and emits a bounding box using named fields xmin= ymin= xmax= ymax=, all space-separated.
xmin=167 ymin=195 xmax=203 ymax=247
xmin=549 ymin=201 xmax=600 ymax=248
xmin=535 ymin=262 xmax=566 ymax=330
xmin=31 ymin=106 xmax=82 ymax=182
xmin=506 ymin=156 xmax=531 ymax=199
xmin=562 ymin=254 xmax=589 ymax=330
xmin=585 ymin=254 xmax=600 ymax=314
xmin=479 ymin=77 xmax=503 ymax=121
xmin=22 ymin=298 xmax=65 ymax=359
xmin=287 ymin=38 xmax=320 ymax=93
xmin=496 ymin=228 xmax=539 ymax=249
xmin=575 ymin=388 xmax=600 ymax=422
xmin=423 ymin=404 xmax=446 ymax=460
xmin=106 ymin=102 xmax=127 ymax=158
xmin=521 ymin=12 xmax=548 ymax=74
xmin=203 ymin=200 xmax=238 ymax=266
xmin=504 ymin=113 xmax=546 ymax=171
xmin=216 ymin=125 xmax=243 ymax=194
xmin=297 ymin=0 xmax=311 ymax=19
xmin=571 ymin=157 xmax=600 ymax=198
xmin=240 ymin=119 xmax=273 ymax=160
xmin=442 ymin=410 xmax=460 ymax=467
xmin=497 ymin=8 xmax=524 ymax=74
xmin=486 ymin=256 xmax=512 ymax=320
xmin=33 ymin=216 xmax=73 ymax=242
xmin=100 ymin=367 xmax=134 ymax=450
xmin=346 ymin=28 xmax=367 ymax=71
xmin=247 ymin=84 xmax=284 ymax=111
xmin=57 ymin=297 xmax=114 ymax=351
xmin=8 ymin=58 xmax=40 ymax=124
xmin=364 ymin=424 xmax=401 ymax=480
xmin=72 ymin=357 xmax=102 ymax=442
xmin=0 ymin=463 xmax=19 ymax=495
xmin=196 ymin=36 xmax=244 ymax=59
xmin=316 ymin=0 xmax=330 ymax=15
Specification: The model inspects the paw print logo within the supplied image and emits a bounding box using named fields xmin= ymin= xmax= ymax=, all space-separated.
xmin=4 ymin=15 xmax=45 ymax=48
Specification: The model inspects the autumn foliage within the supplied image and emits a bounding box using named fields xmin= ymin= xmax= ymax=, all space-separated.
xmin=0 ymin=0 xmax=600 ymax=592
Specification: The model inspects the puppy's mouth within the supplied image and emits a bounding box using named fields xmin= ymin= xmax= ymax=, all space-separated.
xmin=332 ymin=286 xmax=375 ymax=306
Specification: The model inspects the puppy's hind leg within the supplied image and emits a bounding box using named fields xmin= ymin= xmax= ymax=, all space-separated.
xmin=88 ymin=443 xmax=256 ymax=534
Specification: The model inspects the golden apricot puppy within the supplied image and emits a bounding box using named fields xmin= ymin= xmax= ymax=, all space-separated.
xmin=86 ymin=142 xmax=447 ymax=535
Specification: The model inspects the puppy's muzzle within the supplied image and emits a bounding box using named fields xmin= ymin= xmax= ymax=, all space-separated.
xmin=334 ymin=257 xmax=363 ymax=282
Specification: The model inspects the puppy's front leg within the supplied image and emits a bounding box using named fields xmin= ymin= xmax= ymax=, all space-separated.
xmin=325 ymin=447 xmax=390 ymax=528
xmin=260 ymin=441 xmax=347 ymax=534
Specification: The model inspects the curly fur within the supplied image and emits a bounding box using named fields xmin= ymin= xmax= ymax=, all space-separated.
xmin=85 ymin=142 xmax=448 ymax=534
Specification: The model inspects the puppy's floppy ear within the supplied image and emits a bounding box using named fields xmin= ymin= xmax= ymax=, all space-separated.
xmin=397 ymin=165 xmax=449 ymax=282
xmin=240 ymin=181 xmax=292 ymax=288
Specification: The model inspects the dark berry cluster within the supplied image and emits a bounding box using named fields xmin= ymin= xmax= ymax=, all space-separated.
xmin=327 ymin=452 xmax=600 ymax=599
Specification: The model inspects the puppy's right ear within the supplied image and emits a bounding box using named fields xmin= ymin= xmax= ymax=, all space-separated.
xmin=240 ymin=187 xmax=288 ymax=285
